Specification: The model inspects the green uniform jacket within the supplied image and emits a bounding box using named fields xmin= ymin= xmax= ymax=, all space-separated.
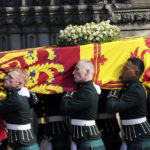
xmin=106 ymin=80 xmax=150 ymax=143
xmin=0 ymin=89 xmax=36 ymax=146
xmin=60 ymin=80 xmax=101 ymax=143
xmin=60 ymin=80 xmax=99 ymax=120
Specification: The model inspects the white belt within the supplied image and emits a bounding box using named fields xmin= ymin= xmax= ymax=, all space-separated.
xmin=122 ymin=117 xmax=146 ymax=125
xmin=6 ymin=123 xmax=31 ymax=130
xmin=47 ymin=116 xmax=64 ymax=122
xmin=71 ymin=119 xmax=95 ymax=126
xmin=98 ymin=113 xmax=115 ymax=119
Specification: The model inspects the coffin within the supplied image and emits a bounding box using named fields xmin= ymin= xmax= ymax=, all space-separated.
xmin=0 ymin=36 xmax=149 ymax=98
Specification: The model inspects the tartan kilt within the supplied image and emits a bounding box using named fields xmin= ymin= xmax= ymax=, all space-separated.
xmin=127 ymin=138 xmax=150 ymax=150
xmin=0 ymin=115 xmax=7 ymax=141
xmin=14 ymin=143 xmax=39 ymax=150
xmin=51 ymin=137 xmax=70 ymax=150
xmin=77 ymin=138 xmax=105 ymax=150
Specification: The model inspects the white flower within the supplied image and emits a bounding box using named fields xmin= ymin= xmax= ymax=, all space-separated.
xmin=79 ymin=33 xmax=83 ymax=37
xmin=87 ymin=30 xmax=92 ymax=34
xmin=60 ymin=30 xmax=64 ymax=34
xmin=84 ymin=36 xmax=87 ymax=39
xmin=82 ymin=29 xmax=86 ymax=34
xmin=88 ymin=36 xmax=94 ymax=41
xmin=64 ymin=30 xmax=68 ymax=34
xmin=71 ymin=29 xmax=75 ymax=33
xmin=72 ymin=35 xmax=78 ymax=39
xmin=68 ymin=38 xmax=72 ymax=41
xmin=57 ymin=20 xmax=120 ymax=46
xmin=95 ymin=37 xmax=100 ymax=41
xmin=77 ymin=28 xmax=81 ymax=32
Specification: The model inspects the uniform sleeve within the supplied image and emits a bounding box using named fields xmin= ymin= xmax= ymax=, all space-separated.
xmin=0 ymin=94 xmax=19 ymax=113
xmin=147 ymin=93 xmax=150 ymax=114
xmin=105 ymin=88 xmax=139 ymax=114
xmin=60 ymin=89 xmax=92 ymax=115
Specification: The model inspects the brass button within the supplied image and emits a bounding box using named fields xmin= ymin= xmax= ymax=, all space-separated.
xmin=43 ymin=114 xmax=46 ymax=117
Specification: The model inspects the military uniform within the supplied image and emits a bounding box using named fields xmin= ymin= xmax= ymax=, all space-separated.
xmin=96 ymin=89 xmax=121 ymax=150
xmin=146 ymin=92 xmax=150 ymax=124
xmin=106 ymin=80 xmax=150 ymax=150
xmin=33 ymin=93 xmax=70 ymax=150
xmin=0 ymin=88 xmax=39 ymax=150
xmin=60 ymin=80 xmax=105 ymax=150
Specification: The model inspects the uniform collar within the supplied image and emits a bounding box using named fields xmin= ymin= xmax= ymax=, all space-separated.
xmin=7 ymin=87 xmax=30 ymax=97
xmin=79 ymin=80 xmax=93 ymax=87
xmin=125 ymin=80 xmax=140 ymax=87
xmin=6 ymin=89 xmax=19 ymax=95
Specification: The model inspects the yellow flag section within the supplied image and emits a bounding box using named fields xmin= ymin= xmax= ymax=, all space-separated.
xmin=80 ymin=37 xmax=150 ymax=90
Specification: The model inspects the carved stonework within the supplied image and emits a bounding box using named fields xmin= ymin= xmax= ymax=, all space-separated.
xmin=0 ymin=4 xmax=149 ymax=26
xmin=116 ymin=0 xmax=133 ymax=3
xmin=0 ymin=1 xmax=150 ymax=51
xmin=111 ymin=12 xmax=150 ymax=24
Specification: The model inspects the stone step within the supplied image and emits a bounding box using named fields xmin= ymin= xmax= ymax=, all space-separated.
xmin=116 ymin=0 xmax=150 ymax=4
xmin=132 ymin=0 xmax=150 ymax=3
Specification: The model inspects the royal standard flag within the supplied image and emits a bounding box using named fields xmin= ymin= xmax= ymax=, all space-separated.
xmin=0 ymin=36 xmax=149 ymax=98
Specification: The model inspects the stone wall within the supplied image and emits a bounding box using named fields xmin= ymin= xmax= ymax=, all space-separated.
xmin=0 ymin=0 xmax=150 ymax=51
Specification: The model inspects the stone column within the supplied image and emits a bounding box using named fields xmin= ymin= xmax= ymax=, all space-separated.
xmin=49 ymin=0 xmax=60 ymax=5
xmin=49 ymin=32 xmax=59 ymax=46
xmin=49 ymin=32 xmax=55 ymax=45
xmin=9 ymin=34 xmax=22 ymax=50
xmin=21 ymin=0 xmax=27 ymax=6
xmin=0 ymin=35 xmax=8 ymax=51
xmin=79 ymin=0 xmax=85 ymax=5
xmin=49 ymin=0 xmax=54 ymax=5
xmin=38 ymin=33 xmax=50 ymax=47
xmin=26 ymin=34 xmax=37 ymax=48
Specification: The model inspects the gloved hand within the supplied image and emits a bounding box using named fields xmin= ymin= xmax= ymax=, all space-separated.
xmin=28 ymin=92 xmax=39 ymax=107
xmin=63 ymin=91 xmax=74 ymax=99
xmin=107 ymin=90 xmax=120 ymax=99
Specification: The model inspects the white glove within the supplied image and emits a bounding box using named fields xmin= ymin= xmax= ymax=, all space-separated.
xmin=63 ymin=91 xmax=74 ymax=98
xmin=107 ymin=90 xmax=120 ymax=99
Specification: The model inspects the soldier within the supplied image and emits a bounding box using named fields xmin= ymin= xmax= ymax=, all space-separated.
xmin=33 ymin=93 xmax=70 ymax=150
xmin=60 ymin=60 xmax=105 ymax=150
xmin=0 ymin=114 xmax=7 ymax=150
xmin=96 ymin=89 xmax=122 ymax=150
xmin=0 ymin=68 xmax=39 ymax=150
xmin=106 ymin=57 xmax=150 ymax=150
xmin=147 ymin=91 xmax=150 ymax=124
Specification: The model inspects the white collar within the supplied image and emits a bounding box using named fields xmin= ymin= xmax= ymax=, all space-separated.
xmin=18 ymin=87 xmax=30 ymax=97
xmin=93 ymin=83 xmax=101 ymax=95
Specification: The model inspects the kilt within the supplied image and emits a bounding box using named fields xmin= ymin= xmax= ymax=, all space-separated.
xmin=102 ymin=134 xmax=121 ymax=150
xmin=77 ymin=138 xmax=105 ymax=150
xmin=51 ymin=137 xmax=70 ymax=150
xmin=127 ymin=138 xmax=150 ymax=150
xmin=0 ymin=139 xmax=8 ymax=150
xmin=13 ymin=143 xmax=39 ymax=150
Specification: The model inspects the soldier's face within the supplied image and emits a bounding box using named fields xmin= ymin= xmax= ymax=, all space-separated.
xmin=121 ymin=61 xmax=139 ymax=83
xmin=73 ymin=62 xmax=87 ymax=83
xmin=4 ymin=71 xmax=20 ymax=90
